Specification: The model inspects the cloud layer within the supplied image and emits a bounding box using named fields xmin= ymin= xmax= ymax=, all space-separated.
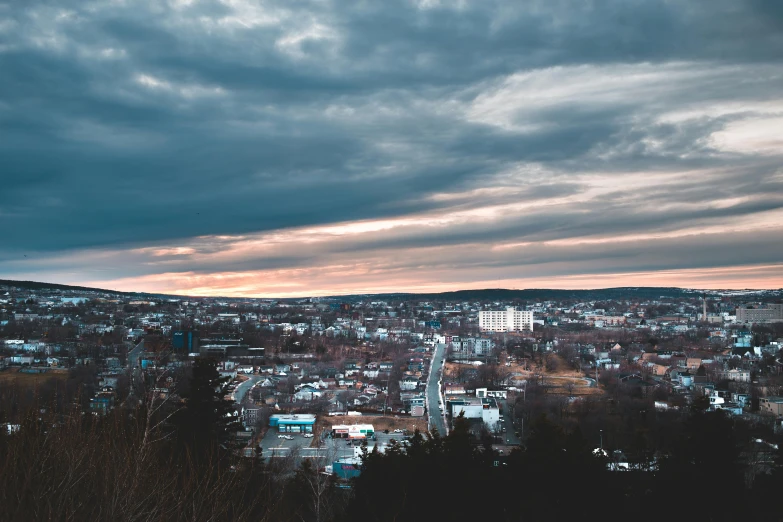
xmin=1 ymin=0 xmax=782 ymax=296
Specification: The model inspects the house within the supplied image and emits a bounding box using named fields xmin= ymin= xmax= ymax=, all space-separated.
xmin=444 ymin=384 xmax=466 ymax=395
xmin=294 ymin=385 xmax=323 ymax=401
xmin=710 ymin=394 xmax=743 ymax=415
xmin=400 ymin=391 xmax=426 ymax=409
xmin=644 ymin=362 xmax=669 ymax=376
xmin=731 ymin=393 xmax=750 ymax=408
xmin=408 ymin=358 xmax=425 ymax=372
xmin=717 ymin=368 xmax=751 ymax=383
xmin=399 ymin=376 xmax=420 ymax=391
xmin=353 ymin=395 xmax=371 ymax=406
xmin=677 ymin=371 xmax=693 ymax=387
xmin=241 ymin=407 xmax=260 ymax=427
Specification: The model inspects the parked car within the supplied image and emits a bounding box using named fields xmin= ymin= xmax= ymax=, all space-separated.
xmin=303 ymin=433 xmax=314 ymax=438
xmin=393 ymin=429 xmax=403 ymax=433
xmin=284 ymin=435 xmax=294 ymax=440
xmin=277 ymin=434 xmax=287 ymax=439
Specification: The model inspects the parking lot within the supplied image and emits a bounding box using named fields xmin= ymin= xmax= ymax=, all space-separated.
xmin=260 ymin=424 xmax=421 ymax=463
xmin=260 ymin=428 xmax=314 ymax=457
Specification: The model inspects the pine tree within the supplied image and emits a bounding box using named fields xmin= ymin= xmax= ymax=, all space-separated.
xmin=176 ymin=357 xmax=240 ymax=452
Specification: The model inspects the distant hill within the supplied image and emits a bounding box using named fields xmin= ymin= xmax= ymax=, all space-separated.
xmin=0 ymin=279 xmax=778 ymax=302
xmin=0 ymin=279 xmax=114 ymax=293
xmin=0 ymin=279 xmax=156 ymax=297
xmin=327 ymin=287 xmax=712 ymax=302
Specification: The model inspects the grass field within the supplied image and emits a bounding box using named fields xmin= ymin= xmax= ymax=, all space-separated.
xmin=0 ymin=367 xmax=69 ymax=387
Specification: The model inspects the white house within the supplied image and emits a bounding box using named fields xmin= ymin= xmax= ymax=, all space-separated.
xmin=399 ymin=376 xmax=419 ymax=391
xmin=294 ymin=386 xmax=323 ymax=401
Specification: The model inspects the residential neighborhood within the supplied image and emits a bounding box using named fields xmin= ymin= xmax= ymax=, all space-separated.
xmin=3 ymin=284 xmax=783 ymax=468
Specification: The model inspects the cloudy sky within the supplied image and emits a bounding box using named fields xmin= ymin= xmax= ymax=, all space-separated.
xmin=1 ymin=0 xmax=782 ymax=297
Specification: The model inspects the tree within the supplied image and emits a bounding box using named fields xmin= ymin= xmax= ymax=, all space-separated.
xmin=176 ymin=357 xmax=240 ymax=452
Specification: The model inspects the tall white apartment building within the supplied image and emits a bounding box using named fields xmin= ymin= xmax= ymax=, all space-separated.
xmin=479 ymin=307 xmax=534 ymax=333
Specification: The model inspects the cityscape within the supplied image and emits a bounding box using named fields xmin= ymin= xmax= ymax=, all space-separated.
xmin=2 ymin=0 xmax=783 ymax=520
xmin=2 ymin=282 xmax=783 ymax=519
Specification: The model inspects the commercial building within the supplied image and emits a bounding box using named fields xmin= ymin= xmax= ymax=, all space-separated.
xmin=447 ymin=397 xmax=500 ymax=430
xmin=330 ymin=424 xmax=375 ymax=439
xmin=479 ymin=308 xmax=533 ymax=333
xmin=330 ymin=458 xmax=362 ymax=480
xmin=269 ymin=414 xmax=316 ymax=433
xmin=172 ymin=331 xmax=199 ymax=353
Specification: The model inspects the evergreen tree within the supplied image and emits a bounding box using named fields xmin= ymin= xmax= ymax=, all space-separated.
xmin=176 ymin=357 xmax=240 ymax=452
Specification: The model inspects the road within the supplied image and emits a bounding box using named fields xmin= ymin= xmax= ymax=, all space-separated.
xmin=497 ymin=399 xmax=520 ymax=445
xmin=427 ymin=343 xmax=447 ymax=435
xmin=128 ymin=339 xmax=144 ymax=368
xmin=233 ymin=375 xmax=262 ymax=404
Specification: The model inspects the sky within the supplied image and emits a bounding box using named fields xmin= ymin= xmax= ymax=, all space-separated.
xmin=1 ymin=0 xmax=782 ymax=297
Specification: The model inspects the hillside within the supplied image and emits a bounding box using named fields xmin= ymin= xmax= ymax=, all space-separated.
xmin=1 ymin=279 xmax=778 ymax=302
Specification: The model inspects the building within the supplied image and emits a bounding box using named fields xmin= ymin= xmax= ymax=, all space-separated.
xmin=172 ymin=331 xmax=199 ymax=353
xmin=448 ymin=397 xmax=500 ymax=430
xmin=717 ymin=369 xmax=751 ymax=383
xmin=759 ymin=397 xmax=783 ymax=417
xmin=736 ymin=304 xmax=783 ymax=323
xmin=479 ymin=307 xmax=534 ymax=333
xmin=330 ymin=458 xmax=362 ymax=480
xmin=330 ymin=424 xmax=375 ymax=439
xmin=269 ymin=414 xmax=316 ymax=433
xmin=399 ymin=376 xmax=420 ymax=391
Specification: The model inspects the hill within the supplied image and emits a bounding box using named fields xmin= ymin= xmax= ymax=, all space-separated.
xmin=1 ymin=279 xmax=778 ymax=302
xmin=327 ymin=287 xmax=711 ymax=302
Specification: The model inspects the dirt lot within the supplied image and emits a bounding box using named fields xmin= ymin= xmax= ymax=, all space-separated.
xmin=444 ymin=355 xmax=602 ymax=397
xmin=0 ymin=367 xmax=69 ymax=386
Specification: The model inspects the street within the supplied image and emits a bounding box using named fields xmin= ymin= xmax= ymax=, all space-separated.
xmin=427 ymin=343 xmax=447 ymax=435
xmin=127 ymin=339 xmax=144 ymax=368
xmin=497 ymin=398 xmax=520 ymax=445
xmin=233 ymin=375 xmax=261 ymax=404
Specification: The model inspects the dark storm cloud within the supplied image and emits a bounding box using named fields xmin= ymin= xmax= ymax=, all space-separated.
xmin=1 ymin=0 xmax=782 ymax=291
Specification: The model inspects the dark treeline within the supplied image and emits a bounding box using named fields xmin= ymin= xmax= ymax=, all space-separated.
xmin=3 ymin=362 xmax=783 ymax=521
xmin=348 ymin=412 xmax=783 ymax=522
xmin=0 ymin=359 xmax=349 ymax=522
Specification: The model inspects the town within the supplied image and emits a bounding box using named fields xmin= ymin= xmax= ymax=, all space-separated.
xmin=3 ymin=282 xmax=783 ymax=489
